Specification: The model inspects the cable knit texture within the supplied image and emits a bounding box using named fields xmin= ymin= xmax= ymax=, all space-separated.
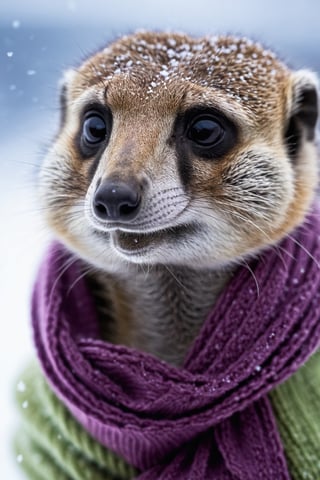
xmin=14 ymin=351 xmax=320 ymax=479
xmin=14 ymin=362 xmax=137 ymax=479
xmin=19 ymin=208 xmax=320 ymax=479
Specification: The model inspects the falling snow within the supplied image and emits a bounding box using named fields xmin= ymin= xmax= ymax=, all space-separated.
xmin=77 ymin=31 xmax=288 ymax=116
xmin=12 ymin=19 xmax=21 ymax=29
xmin=17 ymin=380 xmax=26 ymax=392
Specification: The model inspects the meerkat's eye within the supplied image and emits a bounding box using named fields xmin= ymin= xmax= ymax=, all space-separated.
xmin=78 ymin=106 xmax=112 ymax=158
xmin=83 ymin=114 xmax=107 ymax=145
xmin=187 ymin=116 xmax=225 ymax=146
xmin=179 ymin=108 xmax=238 ymax=160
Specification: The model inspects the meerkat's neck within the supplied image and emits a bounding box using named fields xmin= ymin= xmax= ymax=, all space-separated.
xmin=90 ymin=265 xmax=234 ymax=366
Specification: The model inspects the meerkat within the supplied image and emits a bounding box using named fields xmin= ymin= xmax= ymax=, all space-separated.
xmin=39 ymin=31 xmax=318 ymax=367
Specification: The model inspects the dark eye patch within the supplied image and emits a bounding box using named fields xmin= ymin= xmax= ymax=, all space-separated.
xmin=175 ymin=107 xmax=238 ymax=160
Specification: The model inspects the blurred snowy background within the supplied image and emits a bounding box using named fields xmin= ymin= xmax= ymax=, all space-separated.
xmin=1 ymin=0 xmax=320 ymax=478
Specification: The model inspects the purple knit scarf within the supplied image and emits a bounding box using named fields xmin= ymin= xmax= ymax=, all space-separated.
xmin=33 ymin=209 xmax=320 ymax=479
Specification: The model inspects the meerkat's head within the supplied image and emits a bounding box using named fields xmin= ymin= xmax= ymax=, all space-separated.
xmin=40 ymin=32 xmax=319 ymax=271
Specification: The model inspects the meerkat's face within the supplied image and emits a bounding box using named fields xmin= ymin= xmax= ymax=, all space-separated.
xmin=40 ymin=32 xmax=318 ymax=271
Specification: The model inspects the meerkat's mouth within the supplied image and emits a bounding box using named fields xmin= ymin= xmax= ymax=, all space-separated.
xmin=111 ymin=231 xmax=156 ymax=255
xmin=109 ymin=224 xmax=195 ymax=256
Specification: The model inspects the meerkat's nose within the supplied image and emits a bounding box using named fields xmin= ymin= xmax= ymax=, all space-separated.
xmin=93 ymin=178 xmax=142 ymax=222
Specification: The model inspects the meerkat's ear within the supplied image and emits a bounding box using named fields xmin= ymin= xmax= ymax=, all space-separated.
xmin=285 ymin=70 xmax=319 ymax=159
xmin=58 ymin=68 xmax=77 ymax=127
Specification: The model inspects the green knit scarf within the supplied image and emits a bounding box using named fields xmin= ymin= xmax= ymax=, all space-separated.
xmin=14 ymin=350 xmax=320 ymax=480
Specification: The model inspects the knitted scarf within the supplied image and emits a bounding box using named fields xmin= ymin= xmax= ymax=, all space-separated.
xmin=15 ymin=352 xmax=320 ymax=480
xmin=29 ymin=209 xmax=320 ymax=479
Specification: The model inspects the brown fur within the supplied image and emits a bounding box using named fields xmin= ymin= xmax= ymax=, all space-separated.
xmin=39 ymin=32 xmax=318 ymax=365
